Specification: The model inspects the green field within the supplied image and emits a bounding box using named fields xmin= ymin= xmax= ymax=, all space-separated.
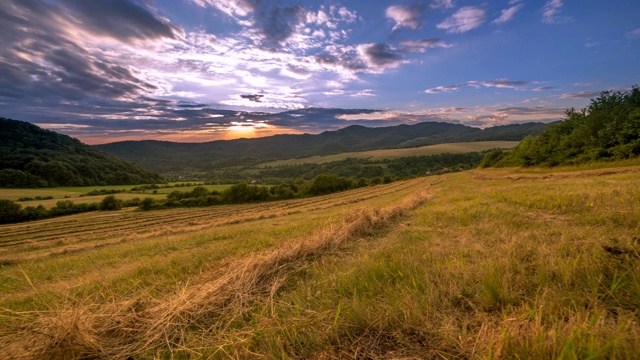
xmin=1 ymin=161 xmax=639 ymax=359
xmin=258 ymin=141 xmax=519 ymax=167
xmin=0 ymin=184 xmax=232 ymax=209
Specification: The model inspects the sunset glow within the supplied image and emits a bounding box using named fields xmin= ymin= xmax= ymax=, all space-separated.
xmin=1 ymin=0 xmax=638 ymax=143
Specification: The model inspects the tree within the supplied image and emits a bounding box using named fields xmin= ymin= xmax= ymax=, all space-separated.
xmin=0 ymin=199 xmax=22 ymax=224
xmin=100 ymin=195 xmax=123 ymax=211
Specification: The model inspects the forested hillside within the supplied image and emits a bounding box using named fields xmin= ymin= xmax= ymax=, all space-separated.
xmin=95 ymin=121 xmax=548 ymax=173
xmin=481 ymin=87 xmax=640 ymax=167
xmin=0 ymin=118 xmax=163 ymax=187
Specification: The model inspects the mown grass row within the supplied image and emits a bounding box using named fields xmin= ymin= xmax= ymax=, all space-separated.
xmin=205 ymin=164 xmax=637 ymax=359
xmin=2 ymin=163 xmax=638 ymax=359
xmin=0 ymin=179 xmax=422 ymax=263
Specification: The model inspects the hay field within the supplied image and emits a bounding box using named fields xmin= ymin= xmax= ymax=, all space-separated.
xmin=257 ymin=141 xmax=519 ymax=167
xmin=1 ymin=162 xmax=639 ymax=359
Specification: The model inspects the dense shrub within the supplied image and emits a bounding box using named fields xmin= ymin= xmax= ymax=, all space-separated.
xmin=484 ymin=87 xmax=640 ymax=167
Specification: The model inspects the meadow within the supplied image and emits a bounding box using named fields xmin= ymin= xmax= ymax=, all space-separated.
xmin=257 ymin=141 xmax=519 ymax=167
xmin=0 ymin=184 xmax=231 ymax=209
xmin=1 ymin=161 xmax=639 ymax=359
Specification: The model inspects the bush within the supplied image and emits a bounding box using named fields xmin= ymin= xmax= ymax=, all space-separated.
xmin=0 ymin=199 xmax=22 ymax=224
xmin=100 ymin=195 xmax=123 ymax=211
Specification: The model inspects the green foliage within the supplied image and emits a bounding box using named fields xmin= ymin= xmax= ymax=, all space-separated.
xmin=308 ymin=174 xmax=354 ymax=195
xmin=485 ymin=87 xmax=640 ymax=167
xmin=0 ymin=199 xmax=22 ymax=224
xmin=0 ymin=118 xmax=163 ymax=187
xmin=95 ymin=122 xmax=547 ymax=173
xmin=99 ymin=195 xmax=123 ymax=211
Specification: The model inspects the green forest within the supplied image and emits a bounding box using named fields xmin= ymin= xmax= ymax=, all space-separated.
xmin=481 ymin=87 xmax=640 ymax=167
xmin=0 ymin=118 xmax=163 ymax=187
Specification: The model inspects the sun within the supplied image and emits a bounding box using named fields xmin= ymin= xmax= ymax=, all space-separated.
xmin=225 ymin=121 xmax=268 ymax=139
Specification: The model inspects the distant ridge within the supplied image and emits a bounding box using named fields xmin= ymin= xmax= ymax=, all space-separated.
xmin=0 ymin=118 xmax=162 ymax=187
xmin=94 ymin=121 xmax=548 ymax=173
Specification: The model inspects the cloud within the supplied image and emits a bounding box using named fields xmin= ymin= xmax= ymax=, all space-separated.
xmin=358 ymin=43 xmax=404 ymax=68
xmin=479 ymin=79 xmax=527 ymax=88
xmin=425 ymin=79 xmax=528 ymax=93
xmin=626 ymin=28 xmax=640 ymax=39
xmin=492 ymin=3 xmax=525 ymax=25
xmin=193 ymin=0 xmax=306 ymax=47
xmin=532 ymin=86 xmax=555 ymax=91
xmin=253 ymin=4 xmax=306 ymax=47
xmin=61 ymin=0 xmax=181 ymax=42
xmin=0 ymin=0 xmax=164 ymax=106
xmin=385 ymin=5 xmax=423 ymax=31
xmin=431 ymin=0 xmax=454 ymax=9
xmin=560 ymin=91 xmax=601 ymax=99
xmin=240 ymin=94 xmax=264 ymax=102
xmin=425 ymin=85 xmax=464 ymax=94
xmin=573 ymin=81 xmax=601 ymax=87
xmin=437 ymin=6 xmax=486 ymax=33
xmin=191 ymin=0 xmax=255 ymax=18
xmin=542 ymin=0 xmax=572 ymax=24
xmin=399 ymin=38 xmax=451 ymax=53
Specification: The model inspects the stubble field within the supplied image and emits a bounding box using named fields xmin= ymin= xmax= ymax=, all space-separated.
xmin=1 ymin=161 xmax=639 ymax=359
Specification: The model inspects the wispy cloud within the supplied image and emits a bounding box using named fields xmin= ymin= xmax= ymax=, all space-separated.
xmin=431 ymin=0 xmax=454 ymax=9
xmin=437 ymin=6 xmax=486 ymax=33
xmin=385 ymin=5 xmax=424 ymax=31
xmin=560 ymin=91 xmax=601 ymax=99
xmin=626 ymin=28 xmax=640 ymax=39
xmin=425 ymin=79 xmax=528 ymax=93
xmin=492 ymin=3 xmax=525 ymax=25
xmin=399 ymin=39 xmax=452 ymax=53
xmin=542 ymin=0 xmax=572 ymax=24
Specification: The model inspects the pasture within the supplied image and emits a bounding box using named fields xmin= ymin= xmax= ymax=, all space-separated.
xmin=1 ymin=162 xmax=639 ymax=359
xmin=0 ymin=184 xmax=232 ymax=209
xmin=257 ymin=140 xmax=519 ymax=167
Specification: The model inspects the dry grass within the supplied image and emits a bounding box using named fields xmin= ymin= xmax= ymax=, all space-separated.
xmin=1 ymin=162 xmax=639 ymax=359
xmin=0 ymin=190 xmax=432 ymax=359
xmin=257 ymin=141 xmax=518 ymax=167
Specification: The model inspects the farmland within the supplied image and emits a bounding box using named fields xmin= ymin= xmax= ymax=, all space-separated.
xmin=0 ymin=184 xmax=231 ymax=209
xmin=1 ymin=161 xmax=639 ymax=359
xmin=257 ymin=140 xmax=519 ymax=167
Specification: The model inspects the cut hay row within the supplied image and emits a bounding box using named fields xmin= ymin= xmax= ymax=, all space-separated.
xmin=0 ymin=186 xmax=433 ymax=359
xmin=0 ymin=179 xmax=427 ymax=263
xmin=0 ymin=179 xmax=415 ymax=241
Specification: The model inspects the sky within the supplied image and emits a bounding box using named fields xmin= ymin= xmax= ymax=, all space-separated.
xmin=1 ymin=0 xmax=639 ymax=144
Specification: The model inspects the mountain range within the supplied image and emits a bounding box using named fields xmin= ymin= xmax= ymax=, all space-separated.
xmin=94 ymin=121 xmax=549 ymax=173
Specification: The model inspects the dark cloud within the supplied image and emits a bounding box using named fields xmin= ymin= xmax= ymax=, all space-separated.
xmin=359 ymin=43 xmax=404 ymax=67
xmin=0 ymin=0 xmax=173 ymax=120
xmin=61 ymin=0 xmax=181 ymax=42
xmin=241 ymin=94 xmax=265 ymax=102
xmin=314 ymin=50 xmax=366 ymax=71
xmin=253 ymin=4 xmax=305 ymax=47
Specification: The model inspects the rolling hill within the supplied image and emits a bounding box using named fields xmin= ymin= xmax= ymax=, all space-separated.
xmin=0 ymin=118 xmax=163 ymax=187
xmin=95 ymin=121 xmax=548 ymax=173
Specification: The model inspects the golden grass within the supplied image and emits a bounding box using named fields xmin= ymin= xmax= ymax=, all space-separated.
xmin=257 ymin=141 xmax=519 ymax=167
xmin=0 ymin=188 xmax=432 ymax=359
xmin=1 ymin=162 xmax=639 ymax=359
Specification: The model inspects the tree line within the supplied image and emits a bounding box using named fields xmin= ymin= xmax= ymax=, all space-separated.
xmin=480 ymin=87 xmax=640 ymax=167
